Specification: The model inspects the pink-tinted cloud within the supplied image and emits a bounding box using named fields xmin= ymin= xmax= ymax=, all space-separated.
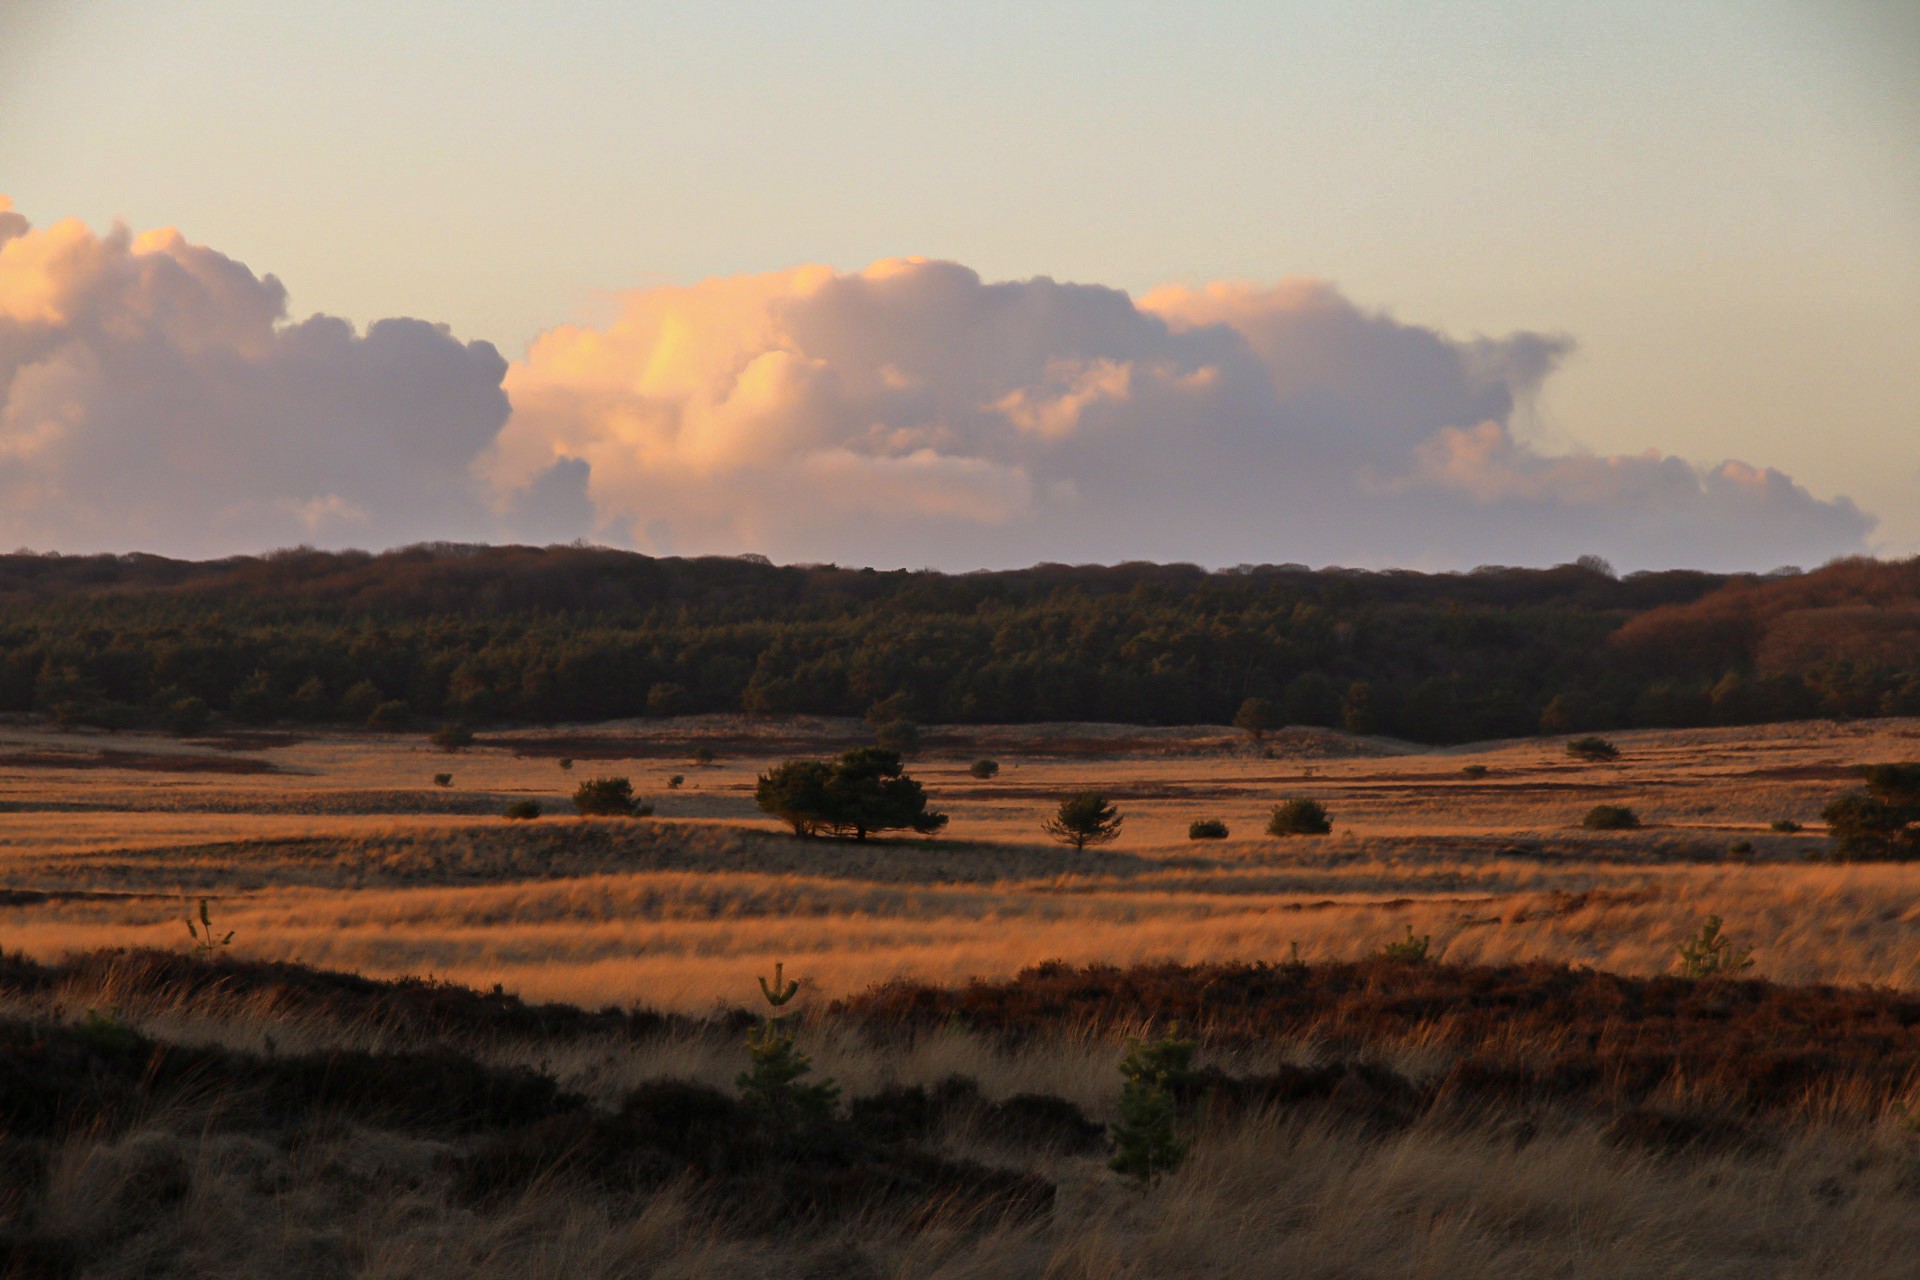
xmin=0 ymin=201 xmax=1874 ymax=568
xmin=0 ymin=197 xmax=562 ymax=556
xmin=491 ymin=257 xmax=1872 ymax=570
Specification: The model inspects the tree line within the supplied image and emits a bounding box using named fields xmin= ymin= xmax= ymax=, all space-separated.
xmin=0 ymin=544 xmax=1916 ymax=744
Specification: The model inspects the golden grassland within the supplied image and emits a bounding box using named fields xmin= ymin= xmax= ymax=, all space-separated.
xmin=2 ymin=714 xmax=1918 ymax=1008
xmin=8 ymin=713 xmax=1920 ymax=1278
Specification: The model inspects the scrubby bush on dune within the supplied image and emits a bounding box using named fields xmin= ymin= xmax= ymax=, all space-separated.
xmin=1267 ymin=798 xmax=1331 ymax=836
xmin=572 ymin=776 xmax=652 ymax=817
xmin=1582 ymin=804 xmax=1640 ymax=830
xmin=432 ymin=772 xmax=453 ymax=787
xmin=502 ymin=799 xmax=541 ymax=821
xmin=1188 ymin=819 xmax=1229 ymax=840
xmin=969 ymin=758 xmax=1000 ymax=779
xmin=1567 ymin=736 xmax=1620 ymax=762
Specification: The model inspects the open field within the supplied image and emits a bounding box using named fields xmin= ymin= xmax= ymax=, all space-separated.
xmin=1 ymin=714 xmax=1917 ymax=1008
xmin=5 ymin=715 xmax=1920 ymax=1277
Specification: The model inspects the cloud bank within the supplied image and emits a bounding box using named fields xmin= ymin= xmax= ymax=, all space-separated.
xmin=0 ymin=197 xmax=565 ymax=556
xmin=0 ymin=199 xmax=1873 ymax=569
xmin=491 ymin=259 xmax=1871 ymax=570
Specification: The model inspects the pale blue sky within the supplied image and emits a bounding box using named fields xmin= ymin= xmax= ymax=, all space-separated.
xmin=2 ymin=0 xmax=1916 ymax=557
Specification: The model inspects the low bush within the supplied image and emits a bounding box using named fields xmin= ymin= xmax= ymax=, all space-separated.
xmin=1187 ymin=819 xmax=1229 ymax=840
xmin=1582 ymin=804 xmax=1640 ymax=830
xmin=430 ymin=723 xmax=475 ymax=752
xmin=1770 ymin=818 xmax=1803 ymax=834
xmin=969 ymin=758 xmax=1000 ymax=780
xmin=1567 ymin=736 xmax=1620 ymax=762
xmin=667 ymin=774 xmax=685 ymax=789
xmin=1267 ymin=798 xmax=1331 ymax=836
xmin=432 ymin=772 xmax=453 ymax=788
xmin=503 ymin=800 xmax=541 ymax=821
xmin=573 ymin=777 xmax=651 ymax=817
xmin=1725 ymin=839 xmax=1754 ymax=862
xmin=1460 ymin=763 xmax=1489 ymax=778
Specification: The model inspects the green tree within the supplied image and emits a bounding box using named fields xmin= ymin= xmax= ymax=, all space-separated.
xmin=1341 ymin=681 xmax=1377 ymax=735
xmin=755 ymin=748 xmax=946 ymax=840
xmin=822 ymin=746 xmax=947 ymax=839
xmin=1043 ymin=791 xmax=1124 ymax=850
xmin=1110 ymin=1025 xmax=1197 ymax=1186
xmin=737 ymin=962 xmax=839 ymax=1132
xmin=1233 ymin=696 xmax=1277 ymax=742
xmin=1822 ymin=765 xmax=1920 ymax=860
xmin=755 ymin=760 xmax=835 ymax=837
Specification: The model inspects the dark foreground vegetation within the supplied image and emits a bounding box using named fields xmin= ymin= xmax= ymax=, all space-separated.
xmin=8 ymin=948 xmax=1920 ymax=1276
xmin=5 ymin=545 xmax=1920 ymax=742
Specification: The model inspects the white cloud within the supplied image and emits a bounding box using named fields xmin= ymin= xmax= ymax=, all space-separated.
xmin=0 ymin=200 xmax=1875 ymax=568
xmin=491 ymin=257 xmax=1873 ymax=571
xmin=0 ymin=197 xmax=537 ymax=556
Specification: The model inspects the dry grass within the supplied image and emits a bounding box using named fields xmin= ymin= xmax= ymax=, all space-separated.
xmin=3 ymin=716 xmax=1920 ymax=1009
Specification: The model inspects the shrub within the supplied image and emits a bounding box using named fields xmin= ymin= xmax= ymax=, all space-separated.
xmin=573 ymin=777 xmax=652 ymax=817
xmin=1822 ymin=765 xmax=1920 ymax=861
xmin=1372 ymin=924 xmax=1430 ymax=964
xmin=432 ymin=772 xmax=453 ymax=788
xmin=969 ymin=758 xmax=1000 ymax=780
xmin=503 ymin=799 xmax=541 ymax=821
xmin=1460 ymin=763 xmax=1489 ymax=778
xmin=1675 ymin=915 xmax=1754 ymax=978
xmin=430 ymin=722 xmax=475 ymax=752
xmin=366 ymin=700 xmax=411 ymax=731
xmin=1582 ymin=804 xmax=1640 ymax=830
xmin=1770 ymin=818 xmax=1803 ymax=834
xmin=558 ymin=757 xmax=574 ymax=770
xmin=755 ymin=748 xmax=947 ymax=840
xmin=692 ymin=747 xmax=716 ymax=767
xmin=1567 ymin=736 xmax=1620 ymax=762
xmin=1232 ymin=696 xmax=1276 ymax=742
xmin=738 ymin=963 xmax=838 ymax=1132
xmin=1726 ymin=839 xmax=1754 ymax=862
xmin=874 ymin=720 xmax=919 ymax=756
xmin=1110 ymin=1025 xmax=1197 ymax=1186
xmin=667 ymin=774 xmax=685 ymax=790
xmin=1043 ymin=791 xmax=1124 ymax=851
xmin=1187 ymin=819 xmax=1229 ymax=840
xmin=1267 ymin=798 xmax=1331 ymax=836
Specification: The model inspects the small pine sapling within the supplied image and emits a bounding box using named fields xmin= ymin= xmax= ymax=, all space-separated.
xmin=1675 ymin=915 xmax=1754 ymax=979
xmin=1110 ymin=1023 xmax=1198 ymax=1186
xmin=185 ymin=898 xmax=234 ymax=959
xmin=737 ymin=962 xmax=839 ymax=1132
xmin=1373 ymin=923 xmax=1430 ymax=964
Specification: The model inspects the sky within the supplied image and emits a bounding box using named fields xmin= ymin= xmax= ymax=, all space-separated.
xmin=0 ymin=0 xmax=1914 ymax=571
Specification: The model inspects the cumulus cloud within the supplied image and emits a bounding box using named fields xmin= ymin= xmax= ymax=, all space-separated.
xmin=0 ymin=196 xmax=550 ymax=556
xmin=0 ymin=199 xmax=1873 ymax=568
xmin=490 ymin=257 xmax=1873 ymax=571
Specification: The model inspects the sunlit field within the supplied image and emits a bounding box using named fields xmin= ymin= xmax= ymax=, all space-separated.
xmin=4 ymin=714 xmax=1917 ymax=1008
xmin=9 ymin=714 xmax=1920 ymax=1278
